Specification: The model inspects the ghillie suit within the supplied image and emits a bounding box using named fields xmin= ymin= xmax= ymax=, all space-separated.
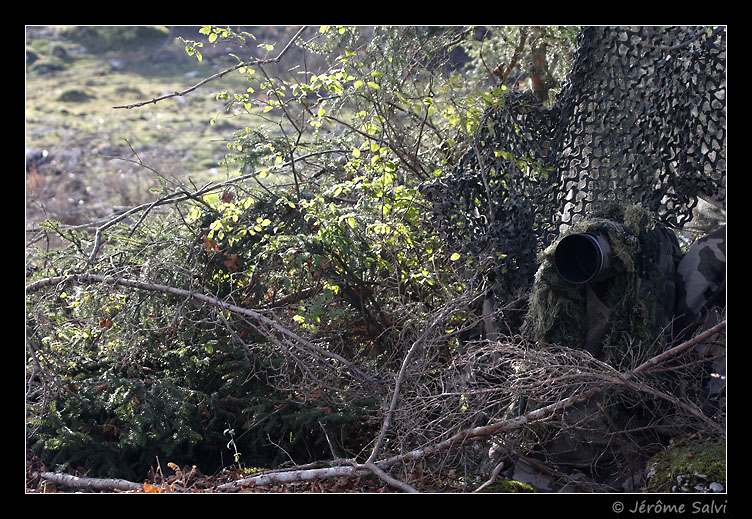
xmin=515 ymin=210 xmax=725 ymax=490
xmin=523 ymin=204 xmax=682 ymax=366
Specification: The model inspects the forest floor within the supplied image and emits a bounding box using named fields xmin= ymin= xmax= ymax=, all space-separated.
xmin=26 ymin=448 xmax=504 ymax=493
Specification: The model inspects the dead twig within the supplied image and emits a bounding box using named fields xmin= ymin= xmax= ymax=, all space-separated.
xmin=366 ymin=295 xmax=476 ymax=464
xmin=29 ymin=321 xmax=725 ymax=493
xmin=374 ymin=320 xmax=727 ymax=471
xmin=472 ymin=460 xmax=505 ymax=493
xmin=220 ymin=322 xmax=725 ymax=492
xmin=26 ymin=273 xmax=378 ymax=386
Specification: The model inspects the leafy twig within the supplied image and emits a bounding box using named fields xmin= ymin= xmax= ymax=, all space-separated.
xmin=112 ymin=27 xmax=308 ymax=110
xmin=78 ymin=149 xmax=345 ymax=266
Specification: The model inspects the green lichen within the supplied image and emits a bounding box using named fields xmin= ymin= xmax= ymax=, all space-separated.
xmin=479 ymin=479 xmax=536 ymax=493
xmin=644 ymin=439 xmax=726 ymax=493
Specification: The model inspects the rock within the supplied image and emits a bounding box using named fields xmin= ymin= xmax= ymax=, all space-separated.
xmin=26 ymin=47 xmax=40 ymax=64
xmin=30 ymin=58 xmax=67 ymax=74
xmin=26 ymin=148 xmax=50 ymax=170
xmin=50 ymin=44 xmax=70 ymax=60
xmin=56 ymin=88 xmax=96 ymax=103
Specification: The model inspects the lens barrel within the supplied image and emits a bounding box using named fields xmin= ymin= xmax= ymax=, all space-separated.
xmin=553 ymin=232 xmax=613 ymax=284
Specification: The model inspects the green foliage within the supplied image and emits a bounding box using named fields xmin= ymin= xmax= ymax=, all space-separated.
xmin=26 ymin=25 xmax=580 ymax=480
xmin=26 ymin=229 xmax=376 ymax=477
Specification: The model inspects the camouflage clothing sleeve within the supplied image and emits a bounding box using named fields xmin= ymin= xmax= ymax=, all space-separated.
xmin=674 ymin=225 xmax=726 ymax=338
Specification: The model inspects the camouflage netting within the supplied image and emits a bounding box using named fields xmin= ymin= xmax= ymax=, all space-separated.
xmin=420 ymin=26 xmax=726 ymax=303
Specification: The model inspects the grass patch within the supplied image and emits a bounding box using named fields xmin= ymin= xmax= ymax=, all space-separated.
xmin=26 ymin=26 xmax=259 ymax=232
xmin=59 ymin=26 xmax=172 ymax=53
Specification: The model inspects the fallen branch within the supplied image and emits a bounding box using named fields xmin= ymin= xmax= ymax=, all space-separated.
xmin=472 ymin=460 xmax=506 ymax=493
xmin=26 ymin=273 xmax=377 ymax=386
xmin=218 ymin=320 xmax=727 ymax=491
xmin=216 ymin=465 xmax=366 ymax=491
xmin=27 ymin=300 xmax=724 ymax=493
xmin=366 ymin=297 xmax=474 ymax=464
xmin=215 ymin=461 xmax=419 ymax=493
xmin=357 ymin=461 xmax=419 ymax=493
xmin=34 ymin=471 xmax=141 ymax=492
xmin=377 ymin=320 xmax=728 ymax=469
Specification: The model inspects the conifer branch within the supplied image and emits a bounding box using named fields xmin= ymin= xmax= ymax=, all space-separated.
xmin=30 ymin=320 xmax=725 ymax=493
xmin=26 ymin=273 xmax=378 ymax=386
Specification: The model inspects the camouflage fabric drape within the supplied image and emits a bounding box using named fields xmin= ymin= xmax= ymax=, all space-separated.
xmin=421 ymin=26 xmax=726 ymax=302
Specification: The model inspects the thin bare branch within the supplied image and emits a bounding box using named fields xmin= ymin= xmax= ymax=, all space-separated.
xmin=366 ymin=294 xmax=477 ymax=464
xmin=112 ymin=27 xmax=308 ymax=110
xmin=26 ymin=273 xmax=378 ymax=386
xmin=75 ymin=148 xmax=344 ymax=265
xmin=30 ymin=321 xmax=725 ymax=493
xmin=375 ymin=320 xmax=726 ymax=470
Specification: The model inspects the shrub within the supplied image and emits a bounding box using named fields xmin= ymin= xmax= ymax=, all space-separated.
xmin=26 ymin=25 xmax=581 ymax=481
